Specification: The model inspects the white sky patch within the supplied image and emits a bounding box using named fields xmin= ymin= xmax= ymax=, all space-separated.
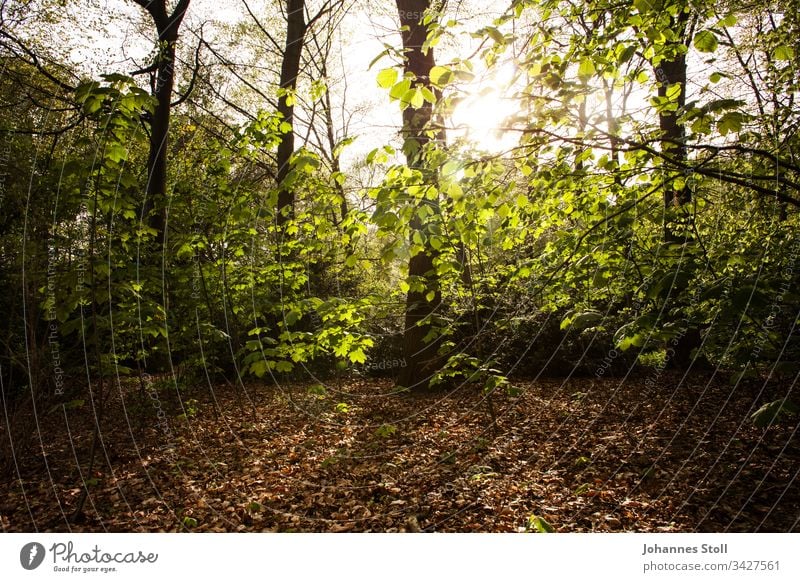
xmin=339 ymin=2 xmax=517 ymax=162
xmin=450 ymin=59 xmax=521 ymax=154
xmin=22 ymin=1 xmax=522 ymax=168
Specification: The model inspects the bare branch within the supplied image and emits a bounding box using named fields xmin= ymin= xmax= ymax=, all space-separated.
xmin=171 ymin=22 xmax=205 ymax=107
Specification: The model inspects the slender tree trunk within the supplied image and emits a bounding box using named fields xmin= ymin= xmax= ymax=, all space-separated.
xmin=145 ymin=39 xmax=176 ymax=246
xmin=655 ymin=11 xmax=690 ymax=241
xmin=653 ymin=8 xmax=705 ymax=369
xmin=72 ymin=173 xmax=106 ymax=521
xmin=131 ymin=0 xmax=189 ymax=377
xmin=322 ymin=79 xmax=348 ymax=222
xmin=394 ymin=0 xmax=444 ymax=390
xmin=603 ymin=82 xmax=621 ymax=173
xmin=135 ymin=0 xmax=190 ymax=247
xmin=276 ymin=0 xmax=307 ymax=226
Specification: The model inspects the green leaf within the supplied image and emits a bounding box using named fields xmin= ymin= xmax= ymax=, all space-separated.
xmin=665 ymin=83 xmax=682 ymax=101
xmin=389 ymin=79 xmax=411 ymax=101
xmin=527 ymin=515 xmax=554 ymax=533
xmin=430 ymin=66 xmax=453 ymax=86
xmin=485 ymin=26 xmax=505 ymax=44
xmin=578 ymin=57 xmax=596 ymax=80
xmin=182 ymin=516 xmax=198 ymax=528
xmin=83 ymin=96 xmax=103 ymax=115
xmin=106 ymin=144 xmax=127 ymax=163
xmin=648 ymin=270 xmax=691 ymax=300
xmin=47 ymin=398 xmax=85 ymax=415
xmin=693 ymin=30 xmax=718 ymax=53
xmin=718 ymin=111 xmax=746 ymax=135
xmin=703 ymin=98 xmax=745 ymax=113
xmin=453 ymin=69 xmax=475 ymax=82
xmin=176 ymin=242 xmax=194 ymax=259
xmin=751 ymin=399 xmax=798 ymax=428
xmin=563 ymin=310 xmax=603 ymax=330
xmin=446 ymin=182 xmax=463 ymax=200
xmin=773 ymin=45 xmax=795 ymax=61
xmin=729 ymin=368 xmax=756 ymax=386
xmin=65 ymin=399 xmax=85 ymax=410
xmin=374 ymin=424 xmax=398 ymax=438
xmin=420 ymin=87 xmax=437 ymax=104
xmin=307 ymin=384 xmax=327 ymax=397
xmin=700 ymin=283 xmax=727 ymax=301
xmin=368 ymin=47 xmax=392 ymax=69
xmin=284 ymin=309 xmax=301 ymax=326
xmin=250 ymin=360 xmax=268 ymax=377
xmin=617 ymin=44 xmax=637 ymax=64
xmin=614 ymin=314 xmax=656 ymax=351
xmin=275 ymin=360 xmax=294 ymax=373
xmin=409 ymin=88 xmax=425 ymax=109
xmin=377 ymin=68 xmax=398 ymax=89
xmin=348 ymin=348 xmax=367 ymax=364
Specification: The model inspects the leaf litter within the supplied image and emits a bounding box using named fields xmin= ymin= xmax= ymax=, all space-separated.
xmin=1 ymin=372 xmax=797 ymax=532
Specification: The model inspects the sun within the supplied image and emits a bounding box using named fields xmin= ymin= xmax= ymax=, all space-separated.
xmin=450 ymin=62 xmax=521 ymax=153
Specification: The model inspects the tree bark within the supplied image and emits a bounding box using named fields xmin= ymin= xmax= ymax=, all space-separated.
xmin=653 ymin=7 xmax=706 ymax=369
xmin=394 ymin=0 xmax=443 ymax=390
xmin=134 ymin=0 xmax=191 ymax=247
xmin=655 ymin=10 xmax=690 ymax=241
xmin=276 ymin=0 xmax=307 ymax=226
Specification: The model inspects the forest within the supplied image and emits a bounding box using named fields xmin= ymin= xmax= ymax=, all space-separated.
xmin=0 ymin=0 xmax=798 ymax=533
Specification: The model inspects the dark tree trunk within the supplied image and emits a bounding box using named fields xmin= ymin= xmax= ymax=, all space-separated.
xmin=276 ymin=0 xmax=307 ymax=226
xmin=653 ymin=8 xmax=706 ymax=370
xmin=135 ymin=0 xmax=190 ymax=247
xmin=394 ymin=0 xmax=443 ymax=390
xmin=655 ymin=10 xmax=690 ymax=241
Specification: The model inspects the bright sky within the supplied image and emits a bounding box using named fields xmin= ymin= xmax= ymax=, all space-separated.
xmin=21 ymin=0 xmax=518 ymax=169
xmin=341 ymin=2 xmax=517 ymax=161
xmin=17 ymin=0 xmax=753 ymax=174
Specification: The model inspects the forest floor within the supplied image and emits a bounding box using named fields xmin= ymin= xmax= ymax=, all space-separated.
xmin=2 ymin=372 xmax=798 ymax=532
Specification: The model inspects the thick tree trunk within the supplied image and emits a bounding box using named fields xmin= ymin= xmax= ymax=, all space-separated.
xmin=394 ymin=0 xmax=443 ymax=390
xmin=276 ymin=0 xmax=307 ymax=226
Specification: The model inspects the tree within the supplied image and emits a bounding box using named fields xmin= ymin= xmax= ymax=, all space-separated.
xmin=275 ymin=0 xmax=306 ymax=226
xmin=638 ymin=0 xmax=693 ymax=240
xmin=393 ymin=0 xmax=445 ymax=390
xmin=132 ymin=0 xmax=191 ymax=246
xmin=240 ymin=0 xmax=345 ymax=226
